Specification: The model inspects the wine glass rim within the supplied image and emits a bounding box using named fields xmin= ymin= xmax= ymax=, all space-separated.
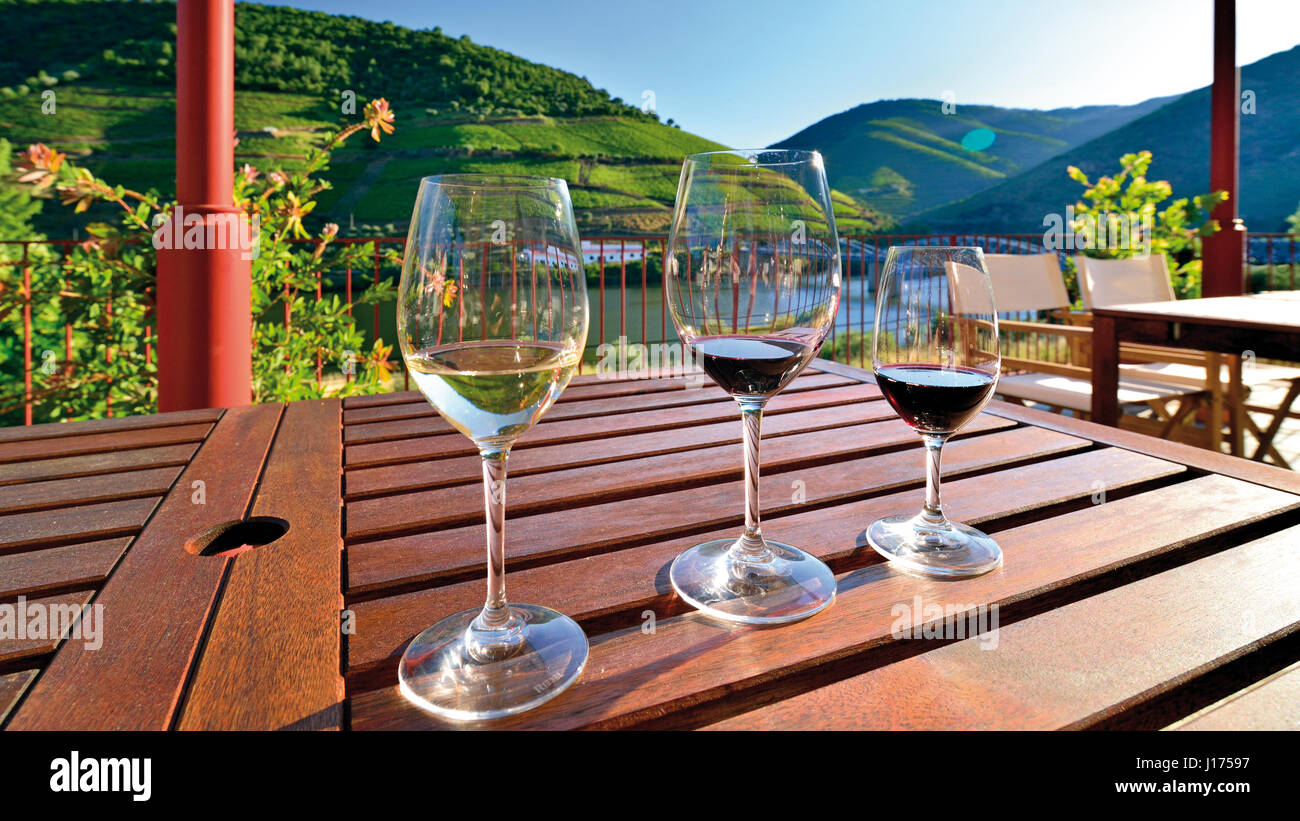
xmin=685 ymin=148 xmax=823 ymax=167
xmin=418 ymin=173 xmax=568 ymax=191
xmin=885 ymin=245 xmax=988 ymax=252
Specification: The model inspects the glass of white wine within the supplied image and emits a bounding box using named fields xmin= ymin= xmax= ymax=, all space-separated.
xmin=396 ymin=174 xmax=589 ymax=721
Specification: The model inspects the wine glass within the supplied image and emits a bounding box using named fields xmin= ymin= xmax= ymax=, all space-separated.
xmin=664 ymin=149 xmax=841 ymax=624
xmin=868 ymin=246 xmax=1002 ymax=577
xmin=396 ymin=174 xmax=589 ymax=720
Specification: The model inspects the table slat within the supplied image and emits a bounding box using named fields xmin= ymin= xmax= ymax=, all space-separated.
xmin=983 ymin=399 xmax=1300 ymax=496
xmin=0 ymin=669 xmax=37 ymax=726
xmin=349 ymin=474 xmax=1298 ymax=729
xmin=6 ymin=404 xmax=282 ymax=731
xmin=706 ymin=524 xmax=1300 ymax=730
xmin=1170 ymin=660 xmax=1300 ymax=731
xmin=0 ymin=591 xmax=95 ymax=667
xmin=177 ymin=400 xmax=343 ymax=731
xmin=344 ymin=443 xmax=1179 ymax=689
xmin=0 ymin=408 xmax=221 ymax=444
xmin=346 ymin=414 xmax=955 ymax=541
xmin=0 ymin=537 xmax=132 ymax=599
xmin=345 ymin=382 xmax=880 ymax=469
xmin=0 ymin=466 xmax=182 ymax=515
xmin=0 ymin=496 xmax=161 ymax=553
xmin=345 ymin=396 xmax=892 ymax=499
xmin=0 ymin=443 xmax=199 ymax=488
xmin=0 ymin=422 xmax=211 ymax=464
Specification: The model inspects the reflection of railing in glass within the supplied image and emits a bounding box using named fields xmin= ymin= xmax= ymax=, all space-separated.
xmin=395 ymin=173 xmax=590 ymax=721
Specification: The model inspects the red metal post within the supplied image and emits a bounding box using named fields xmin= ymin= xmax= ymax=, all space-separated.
xmin=22 ymin=244 xmax=32 ymax=426
xmin=156 ymin=0 xmax=252 ymax=411
xmin=1203 ymin=0 xmax=1245 ymax=297
xmin=105 ymin=277 xmax=114 ymax=417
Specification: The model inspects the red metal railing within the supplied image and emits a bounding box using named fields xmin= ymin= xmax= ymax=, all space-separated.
xmin=1 ymin=239 xmax=139 ymax=426
xmin=6 ymin=232 xmax=1297 ymax=425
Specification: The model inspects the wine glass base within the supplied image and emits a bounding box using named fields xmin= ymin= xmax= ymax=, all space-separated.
xmin=398 ymin=604 xmax=588 ymax=722
xmin=669 ymin=539 xmax=837 ymax=625
xmin=867 ymin=514 xmax=1002 ymax=578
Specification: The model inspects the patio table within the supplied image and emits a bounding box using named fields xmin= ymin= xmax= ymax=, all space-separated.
xmin=3 ymin=359 xmax=1300 ymax=730
xmin=1090 ymin=292 xmax=1300 ymax=459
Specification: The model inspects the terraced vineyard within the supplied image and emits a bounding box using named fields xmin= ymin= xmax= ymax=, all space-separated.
xmin=1 ymin=0 xmax=892 ymax=236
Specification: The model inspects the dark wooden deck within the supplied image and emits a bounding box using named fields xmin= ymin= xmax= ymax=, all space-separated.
xmin=3 ymin=360 xmax=1299 ymax=730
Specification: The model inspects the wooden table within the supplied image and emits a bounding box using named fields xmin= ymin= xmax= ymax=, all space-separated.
xmin=4 ymin=360 xmax=1300 ymax=730
xmin=1090 ymin=292 xmax=1300 ymax=457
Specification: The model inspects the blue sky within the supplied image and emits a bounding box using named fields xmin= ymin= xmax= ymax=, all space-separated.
xmin=253 ymin=0 xmax=1300 ymax=147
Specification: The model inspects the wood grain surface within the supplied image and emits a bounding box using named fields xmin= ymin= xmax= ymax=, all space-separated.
xmin=6 ymin=360 xmax=1299 ymax=731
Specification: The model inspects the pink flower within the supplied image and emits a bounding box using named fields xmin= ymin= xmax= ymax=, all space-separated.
xmin=422 ymin=258 xmax=446 ymax=297
xmin=15 ymin=143 xmax=65 ymax=189
xmin=364 ymin=98 xmax=395 ymax=142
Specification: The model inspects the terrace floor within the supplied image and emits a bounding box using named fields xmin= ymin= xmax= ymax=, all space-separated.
xmin=1024 ymin=376 xmax=1300 ymax=470
xmin=1244 ymin=381 xmax=1300 ymax=467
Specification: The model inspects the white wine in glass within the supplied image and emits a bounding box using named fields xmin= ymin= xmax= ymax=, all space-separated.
xmin=396 ymin=174 xmax=589 ymax=721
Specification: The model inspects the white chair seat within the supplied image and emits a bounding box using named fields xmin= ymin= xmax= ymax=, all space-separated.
xmin=1120 ymin=361 xmax=1300 ymax=390
xmin=996 ymin=371 xmax=1202 ymax=413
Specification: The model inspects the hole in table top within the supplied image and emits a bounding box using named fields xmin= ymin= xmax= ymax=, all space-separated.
xmin=184 ymin=517 xmax=290 ymax=557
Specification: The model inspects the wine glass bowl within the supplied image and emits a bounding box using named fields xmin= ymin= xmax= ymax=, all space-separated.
xmin=395 ymin=174 xmax=589 ymax=720
xmin=664 ymin=149 xmax=841 ymax=624
xmin=868 ymin=246 xmax=1002 ymax=578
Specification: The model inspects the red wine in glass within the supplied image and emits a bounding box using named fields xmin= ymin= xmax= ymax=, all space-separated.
xmin=694 ymin=336 xmax=814 ymax=398
xmin=875 ymin=363 xmax=996 ymax=434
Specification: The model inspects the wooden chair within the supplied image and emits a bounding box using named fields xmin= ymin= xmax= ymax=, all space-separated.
xmin=971 ymin=253 xmax=1209 ymax=444
xmin=1075 ymin=254 xmax=1300 ymax=465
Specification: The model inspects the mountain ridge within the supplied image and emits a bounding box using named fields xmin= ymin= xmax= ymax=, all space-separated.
xmin=769 ymin=94 xmax=1180 ymax=219
xmin=912 ymin=43 xmax=1300 ymax=233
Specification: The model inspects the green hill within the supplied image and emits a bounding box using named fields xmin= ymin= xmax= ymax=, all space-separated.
xmin=769 ymin=96 xmax=1176 ymax=219
xmin=914 ymin=44 xmax=1300 ymax=233
xmin=0 ymin=0 xmax=892 ymax=236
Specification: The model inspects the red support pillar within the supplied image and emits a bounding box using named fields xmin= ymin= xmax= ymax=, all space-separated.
xmin=1202 ymin=0 xmax=1246 ymax=297
xmin=156 ymin=0 xmax=252 ymax=411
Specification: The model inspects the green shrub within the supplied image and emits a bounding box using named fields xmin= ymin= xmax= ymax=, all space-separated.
xmin=1067 ymin=151 xmax=1226 ymax=300
xmin=2 ymin=99 xmax=403 ymax=423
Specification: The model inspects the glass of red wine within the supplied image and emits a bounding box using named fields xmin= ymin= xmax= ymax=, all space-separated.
xmin=664 ymin=149 xmax=841 ymax=624
xmin=868 ymin=245 xmax=1002 ymax=577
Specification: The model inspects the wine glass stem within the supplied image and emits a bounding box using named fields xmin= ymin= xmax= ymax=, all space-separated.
xmin=476 ymin=450 xmax=512 ymax=630
xmin=921 ymin=433 xmax=949 ymax=526
xmin=736 ymin=402 xmax=769 ymax=558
